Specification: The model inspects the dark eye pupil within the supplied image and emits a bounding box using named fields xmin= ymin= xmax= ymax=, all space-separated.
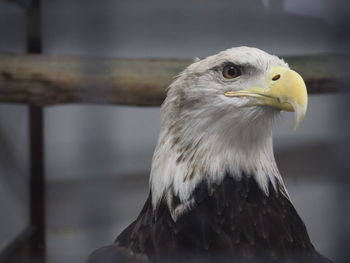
xmin=223 ymin=64 xmax=241 ymax=79
xmin=228 ymin=67 xmax=237 ymax=76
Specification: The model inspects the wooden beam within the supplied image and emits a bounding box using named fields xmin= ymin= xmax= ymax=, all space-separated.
xmin=0 ymin=53 xmax=348 ymax=107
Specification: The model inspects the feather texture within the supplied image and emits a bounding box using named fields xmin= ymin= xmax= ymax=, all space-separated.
xmin=88 ymin=174 xmax=331 ymax=263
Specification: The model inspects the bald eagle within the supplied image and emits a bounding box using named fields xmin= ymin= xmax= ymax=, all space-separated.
xmin=88 ymin=47 xmax=331 ymax=263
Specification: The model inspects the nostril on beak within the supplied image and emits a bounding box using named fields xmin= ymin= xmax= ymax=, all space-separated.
xmin=272 ymin=74 xmax=281 ymax=81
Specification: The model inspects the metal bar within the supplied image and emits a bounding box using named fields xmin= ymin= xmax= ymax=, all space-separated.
xmin=29 ymin=105 xmax=45 ymax=251
xmin=26 ymin=0 xmax=45 ymax=255
xmin=0 ymin=54 xmax=348 ymax=107
xmin=27 ymin=0 xmax=42 ymax=53
xmin=0 ymin=0 xmax=45 ymax=261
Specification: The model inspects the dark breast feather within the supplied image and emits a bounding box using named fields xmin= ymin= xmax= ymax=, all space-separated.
xmin=87 ymin=245 xmax=148 ymax=263
xmin=89 ymin=172 xmax=332 ymax=263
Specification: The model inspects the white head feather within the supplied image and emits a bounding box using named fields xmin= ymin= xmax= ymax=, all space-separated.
xmin=150 ymin=47 xmax=289 ymax=219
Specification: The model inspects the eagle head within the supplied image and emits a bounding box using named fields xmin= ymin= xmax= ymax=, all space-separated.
xmin=150 ymin=46 xmax=308 ymax=219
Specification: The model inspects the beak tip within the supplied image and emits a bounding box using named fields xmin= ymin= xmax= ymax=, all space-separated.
xmin=293 ymin=108 xmax=306 ymax=131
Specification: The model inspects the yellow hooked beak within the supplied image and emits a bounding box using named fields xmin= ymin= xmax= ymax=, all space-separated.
xmin=225 ymin=66 xmax=308 ymax=129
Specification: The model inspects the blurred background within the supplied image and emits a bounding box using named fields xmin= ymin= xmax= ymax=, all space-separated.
xmin=0 ymin=0 xmax=349 ymax=262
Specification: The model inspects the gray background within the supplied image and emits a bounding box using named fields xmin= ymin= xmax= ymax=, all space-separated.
xmin=0 ymin=0 xmax=349 ymax=262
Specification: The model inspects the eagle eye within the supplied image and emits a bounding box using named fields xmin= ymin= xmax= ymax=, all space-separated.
xmin=222 ymin=64 xmax=241 ymax=79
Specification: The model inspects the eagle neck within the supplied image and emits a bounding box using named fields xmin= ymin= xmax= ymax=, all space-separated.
xmin=150 ymin=111 xmax=285 ymax=219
